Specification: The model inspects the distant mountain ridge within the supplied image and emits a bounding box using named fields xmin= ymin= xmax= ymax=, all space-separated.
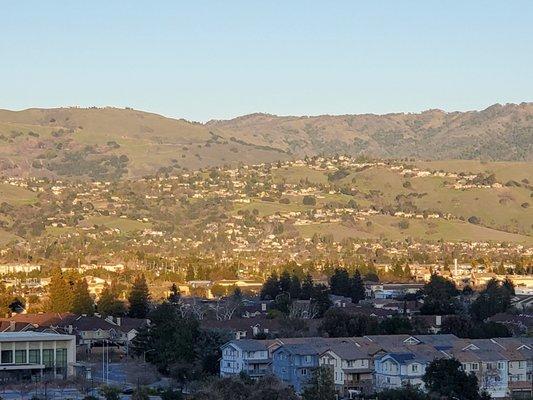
xmin=0 ymin=103 xmax=531 ymax=179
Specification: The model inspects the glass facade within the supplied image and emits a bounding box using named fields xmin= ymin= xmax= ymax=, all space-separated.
xmin=0 ymin=340 xmax=72 ymax=382
xmin=15 ymin=350 xmax=26 ymax=364
xmin=56 ymin=349 xmax=67 ymax=370
xmin=29 ymin=349 xmax=40 ymax=364
xmin=42 ymin=349 xmax=54 ymax=368
xmin=1 ymin=350 xmax=12 ymax=364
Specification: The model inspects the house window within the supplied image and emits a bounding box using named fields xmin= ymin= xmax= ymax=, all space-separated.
xmin=412 ymin=364 xmax=418 ymax=372
xmin=472 ymin=363 xmax=479 ymax=371
xmin=29 ymin=349 xmax=40 ymax=364
xmin=15 ymin=350 xmax=26 ymax=364
xmin=301 ymin=369 xmax=308 ymax=375
xmin=497 ymin=362 xmax=505 ymax=370
xmin=1 ymin=350 xmax=12 ymax=364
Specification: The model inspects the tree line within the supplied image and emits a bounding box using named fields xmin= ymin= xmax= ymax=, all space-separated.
xmin=46 ymin=266 xmax=151 ymax=318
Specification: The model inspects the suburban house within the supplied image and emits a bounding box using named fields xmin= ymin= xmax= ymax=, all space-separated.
xmin=220 ymin=334 xmax=533 ymax=398
xmin=374 ymin=344 xmax=446 ymax=390
xmin=219 ymin=339 xmax=272 ymax=378
xmin=319 ymin=341 xmax=376 ymax=397
xmin=0 ymin=313 xmax=148 ymax=353
xmin=272 ymin=343 xmax=324 ymax=393
xmin=451 ymin=339 xmax=510 ymax=399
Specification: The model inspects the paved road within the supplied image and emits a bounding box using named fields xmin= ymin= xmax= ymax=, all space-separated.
xmin=94 ymin=362 xmax=128 ymax=385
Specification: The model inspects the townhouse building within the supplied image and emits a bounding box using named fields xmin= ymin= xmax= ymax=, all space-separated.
xmin=452 ymin=339 xmax=509 ymax=398
xmin=319 ymin=341 xmax=376 ymax=397
xmin=220 ymin=339 xmax=272 ymax=378
xmin=373 ymin=341 xmax=448 ymax=391
xmin=219 ymin=335 xmax=533 ymax=398
xmin=272 ymin=343 xmax=324 ymax=393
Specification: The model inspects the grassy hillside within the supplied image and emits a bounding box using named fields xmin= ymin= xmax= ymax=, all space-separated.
xmin=239 ymin=160 xmax=533 ymax=242
xmin=0 ymin=103 xmax=531 ymax=179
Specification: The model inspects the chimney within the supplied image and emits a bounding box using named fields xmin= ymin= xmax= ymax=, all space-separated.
xmin=116 ymin=317 xmax=121 ymax=326
xmin=9 ymin=321 xmax=15 ymax=332
xmin=436 ymin=315 xmax=442 ymax=326
xmin=68 ymin=324 xmax=73 ymax=334
xmin=261 ymin=303 xmax=267 ymax=312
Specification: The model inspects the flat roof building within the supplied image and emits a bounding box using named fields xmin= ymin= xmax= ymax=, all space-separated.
xmin=0 ymin=332 xmax=76 ymax=382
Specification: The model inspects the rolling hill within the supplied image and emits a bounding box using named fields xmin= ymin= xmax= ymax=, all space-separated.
xmin=0 ymin=103 xmax=531 ymax=179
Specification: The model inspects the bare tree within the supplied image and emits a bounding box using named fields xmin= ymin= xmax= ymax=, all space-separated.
xmin=289 ymin=301 xmax=318 ymax=320
xmin=190 ymin=298 xmax=208 ymax=320
xmin=213 ymin=298 xmax=239 ymax=321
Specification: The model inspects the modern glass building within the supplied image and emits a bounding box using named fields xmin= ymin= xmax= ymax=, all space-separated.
xmin=0 ymin=332 xmax=76 ymax=382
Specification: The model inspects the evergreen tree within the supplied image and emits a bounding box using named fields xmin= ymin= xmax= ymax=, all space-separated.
xmin=470 ymin=278 xmax=513 ymax=321
xmin=232 ymin=286 xmax=243 ymax=301
xmin=132 ymin=302 xmax=200 ymax=378
xmin=300 ymin=274 xmax=315 ymax=300
xmin=97 ymin=282 xmax=126 ymax=317
xmin=310 ymin=284 xmax=332 ymax=318
xmin=349 ymin=270 xmax=366 ymax=303
xmin=72 ymin=278 xmax=94 ymax=315
xmin=329 ymin=268 xmax=351 ymax=297
xmin=168 ymin=283 xmax=181 ymax=304
xmin=502 ymin=277 xmax=515 ymax=296
xmin=301 ymin=366 xmax=336 ymax=400
xmin=0 ymin=284 xmax=17 ymax=317
xmin=420 ymin=274 xmax=459 ymax=315
xmin=279 ymin=271 xmax=292 ymax=294
xmin=423 ymin=358 xmax=483 ymax=400
xmin=379 ymin=316 xmax=413 ymax=334
xmin=47 ymin=266 xmax=73 ymax=312
xmin=128 ymin=274 xmax=151 ymax=318
xmin=260 ymin=273 xmax=280 ymax=300
xmin=289 ymin=275 xmax=301 ymax=299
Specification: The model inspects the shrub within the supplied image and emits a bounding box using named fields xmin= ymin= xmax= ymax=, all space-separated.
xmin=302 ymin=195 xmax=316 ymax=206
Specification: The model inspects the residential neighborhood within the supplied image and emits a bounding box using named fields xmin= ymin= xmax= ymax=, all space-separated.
xmin=219 ymin=334 xmax=533 ymax=399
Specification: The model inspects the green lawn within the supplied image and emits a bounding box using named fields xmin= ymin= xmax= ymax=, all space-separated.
xmin=81 ymin=215 xmax=148 ymax=232
xmin=0 ymin=183 xmax=37 ymax=205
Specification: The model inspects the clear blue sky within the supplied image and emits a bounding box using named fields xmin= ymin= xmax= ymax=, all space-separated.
xmin=1 ymin=1 xmax=532 ymax=122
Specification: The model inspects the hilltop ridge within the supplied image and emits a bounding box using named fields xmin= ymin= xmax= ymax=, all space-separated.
xmin=0 ymin=103 xmax=531 ymax=179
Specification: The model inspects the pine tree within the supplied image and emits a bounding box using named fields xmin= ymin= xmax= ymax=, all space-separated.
xmin=97 ymin=282 xmax=126 ymax=317
xmin=349 ymin=270 xmax=366 ymax=303
xmin=47 ymin=267 xmax=73 ymax=312
xmin=301 ymin=366 xmax=336 ymax=400
xmin=289 ymin=275 xmax=301 ymax=299
xmin=168 ymin=283 xmax=181 ymax=304
xmin=279 ymin=271 xmax=292 ymax=294
xmin=128 ymin=274 xmax=150 ymax=318
xmin=329 ymin=268 xmax=351 ymax=297
xmin=300 ymin=274 xmax=315 ymax=300
xmin=72 ymin=278 xmax=94 ymax=315
xmin=260 ymin=273 xmax=280 ymax=300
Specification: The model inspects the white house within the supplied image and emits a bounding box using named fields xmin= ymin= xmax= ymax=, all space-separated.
xmin=220 ymin=339 xmax=271 ymax=378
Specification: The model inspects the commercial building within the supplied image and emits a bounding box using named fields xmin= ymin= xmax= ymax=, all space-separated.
xmin=0 ymin=332 xmax=76 ymax=382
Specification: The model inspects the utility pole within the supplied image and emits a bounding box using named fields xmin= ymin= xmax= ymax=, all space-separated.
xmin=106 ymin=339 xmax=109 ymax=383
